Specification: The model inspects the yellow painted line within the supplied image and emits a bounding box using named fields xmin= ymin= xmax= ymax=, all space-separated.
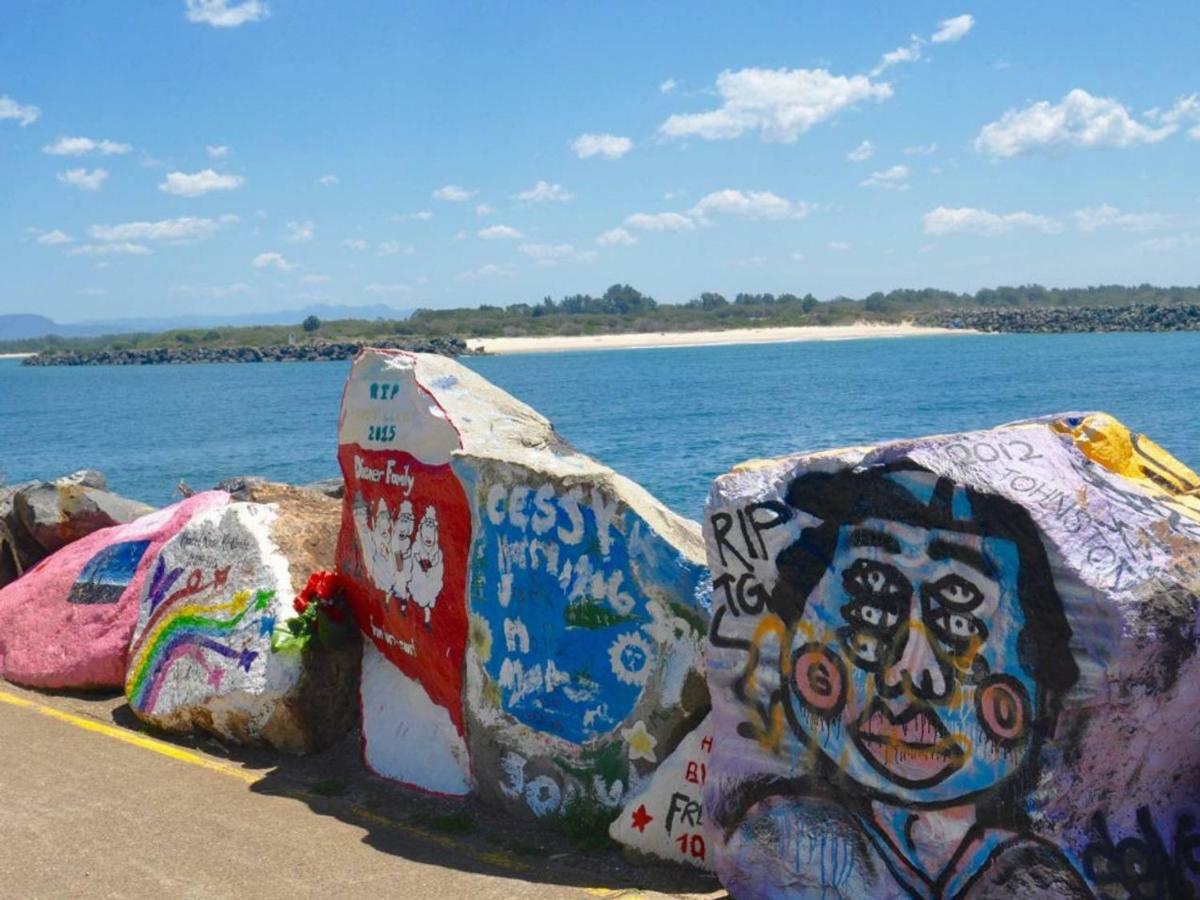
xmin=0 ymin=688 xmax=260 ymax=784
xmin=0 ymin=687 xmax=528 ymax=874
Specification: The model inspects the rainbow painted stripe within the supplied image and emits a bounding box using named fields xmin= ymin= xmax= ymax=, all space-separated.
xmin=126 ymin=588 xmax=276 ymax=714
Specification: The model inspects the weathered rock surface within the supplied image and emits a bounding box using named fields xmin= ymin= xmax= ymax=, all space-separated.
xmin=124 ymin=486 xmax=358 ymax=754
xmin=337 ymin=349 xmax=710 ymax=822
xmin=0 ymin=491 xmax=229 ymax=689
xmin=0 ymin=470 xmax=151 ymax=587
xmin=701 ymin=412 xmax=1200 ymax=899
xmin=920 ymin=303 xmax=1200 ymax=333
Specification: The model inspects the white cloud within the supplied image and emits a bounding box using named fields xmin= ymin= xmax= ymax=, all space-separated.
xmin=571 ymin=133 xmax=633 ymax=159
xmin=624 ymin=212 xmax=695 ymax=231
xmin=931 ymin=14 xmax=975 ymax=43
xmin=847 ymin=140 xmax=875 ymax=162
xmin=860 ymin=164 xmax=911 ymax=190
xmin=206 ymin=144 xmax=230 ymax=158
xmin=871 ymin=39 xmax=923 ymax=77
xmin=690 ymin=189 xmax=812 ymax=221
xmin=316 ymin=173 xmax=340 ymax=186
xmin=341 ymin=238 xmax=369 ymax=251
xmin=975 ymin=89 xmax=1176 ymax=158
xmin=454 ymin=263 xmax=516 ymax=281
xmin=57 ymin=168 xmax=109 ymax=191
xmin=37 ymin=230 xmax=75 ymax=245
xmin=90 ymin=216 xmax=228 ymax=242
xmin=1070 ymin=204 xmax=1167 ymax=232
xmin=660 ymin=78 xmax=678 ymax=94
xmin=0 ymin=95 xmax=40 ymax=127
xmin=159 ymin=169 xmax=244 ymax=196
xmin=377 ymin=241 xmax=415 ymax=256
xmin=790 ymin=251 xmax=806 ymax=262
xmin=733 ymin=255 xmax=768 ymax=267
xmin=475 ymin=203 xmax=494 ymax=216
xmin=516 ymin=180 xmax=573 ymax=203
xmin=596 ymin=227 xmax=637 ymax=246
xmin=1140 ymin=234 xmax=1200 ymax=252
xmin=1149 ymin=94 xmax=1200 ymax=140
xmin=517 ymin=243 xmax=596 ymax=265
xmin=78 ymin=287 xmax=109 ymax=297
xmin=396 ymin=210 xmax=432 ymax=221
xmin=185 ymin=0 xmax=269 ymax=28
xmin=286 ymin=220 xmax=314 ymax=242
xmin=300 ymin=274 xmax=332 ymax=284
xmin=660 ymin=67 xmax=892 ymax=143
xmin=827 ymin=241 xmax=852 ymax=251
xmin=904 ymin=142 xmax=938 ymax=155
xmin=170 ymin=282 xmax=252 ymax=299
xmin=366 ymin=283 xmax=411 ymax=294
xmin=42 ymin=136 xmax=131 ymax=156
xmin=478 ymin=224 xmax=524 ymax=240
xmin=68 ymin=242 xmax=151 ymax=256
xmin=252 ymin=251 xmax=293 ymax=270
xmin=922 ymin=205 xmax=1061 ymax=235
xmin=434 ymin=184 xmax=476 ymax=201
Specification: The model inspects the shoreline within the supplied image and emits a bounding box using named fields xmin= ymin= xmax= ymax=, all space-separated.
xmin=467 ymin=322 xmax=977 ymax=355
xmin=0 ymin=353 xmax=35 ymax=359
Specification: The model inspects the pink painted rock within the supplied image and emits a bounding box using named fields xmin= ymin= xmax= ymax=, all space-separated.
xmin=0 ymin=491 xmax=230 ymax=690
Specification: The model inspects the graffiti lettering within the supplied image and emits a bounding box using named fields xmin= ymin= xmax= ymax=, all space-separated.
xmin=1082 ymin=807 xmax=1200 ymax=900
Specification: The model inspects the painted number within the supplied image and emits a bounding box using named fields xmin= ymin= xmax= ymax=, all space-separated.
xmin=675 ymin=833 xmax=706 ymax=861
xmin=367 ymin=424 xmax=396 ymax=442
xmin=945 ymin=439 xmax=1043 ymax=464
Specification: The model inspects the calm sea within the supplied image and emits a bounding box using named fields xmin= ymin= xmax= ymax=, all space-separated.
xmin=2 ymin=332 xmax=1198 ymax=521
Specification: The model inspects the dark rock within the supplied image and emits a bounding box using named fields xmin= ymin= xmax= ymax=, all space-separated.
xmin=15 ymin=483 xmax=154 ymax=555
xmin=918 ymin=303 xmax=1200 ymax=333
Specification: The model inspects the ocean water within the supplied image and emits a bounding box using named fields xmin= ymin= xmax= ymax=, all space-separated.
xmin=2 ymin=332 xmax=1198 ymax=521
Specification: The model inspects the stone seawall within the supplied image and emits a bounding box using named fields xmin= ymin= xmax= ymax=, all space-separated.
xmin=22 ymin=337 xmax=475 ymax=366
xmin=921 ymin=303 xmax=1200 ymax=333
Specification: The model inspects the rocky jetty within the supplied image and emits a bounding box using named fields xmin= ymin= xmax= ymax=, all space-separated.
xmin=922 ymin=303 xmax=1200 ymax=333
xmin=22 ymin=337 xmax=476 ymax=367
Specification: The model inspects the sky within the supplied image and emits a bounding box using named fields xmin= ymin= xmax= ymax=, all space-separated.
xmin=2 ymin=0 xmax=1198 ymax=322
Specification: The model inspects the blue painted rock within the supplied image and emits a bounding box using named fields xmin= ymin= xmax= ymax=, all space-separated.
xmin=337 ymin=349 xmax=710 ymax=820
xmin=701 ymin=413 xmax=1200 ymax=899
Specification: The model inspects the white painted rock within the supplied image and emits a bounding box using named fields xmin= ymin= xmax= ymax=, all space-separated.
xmin=702 ymin=413 xmax=1200 ymax=899
xmin=609 ymin=713 xmax=715 ymax=870
xmin=125 ymin=492 xmax=358 ymax=754
xmin=337 ymin=349 xmax=710 ymax=825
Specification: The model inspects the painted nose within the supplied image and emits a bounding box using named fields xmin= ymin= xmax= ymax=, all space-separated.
xmin=881 ymin=621 xmax=949 ymax=701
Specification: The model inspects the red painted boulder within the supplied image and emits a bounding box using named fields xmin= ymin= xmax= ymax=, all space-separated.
xmin=0 ymin=491 xmax=230 ymax=690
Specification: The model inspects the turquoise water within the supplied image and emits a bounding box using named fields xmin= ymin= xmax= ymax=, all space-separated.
xmin=2 ymin=332 xmax=1198 ymax=521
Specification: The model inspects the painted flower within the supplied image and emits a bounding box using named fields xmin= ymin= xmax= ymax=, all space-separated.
xmin=621 ymin=719 xmax=658 ymax=763
xmin=608 ymin=632 xmax=653 ymax=686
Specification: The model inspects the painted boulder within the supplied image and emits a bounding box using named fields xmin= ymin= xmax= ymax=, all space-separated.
xmin=125 ymin=485 xmax=358 ymax=753
xmin=702 ymin=412 xmax=1200 ymax=899
xmin=337 ymin=349 xmax=710 ymax=819
xmin=0 ymin=491 xmax=229 ymax=690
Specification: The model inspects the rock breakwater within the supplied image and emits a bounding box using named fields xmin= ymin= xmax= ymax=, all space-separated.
xmin=922 ymin=303 xmax=1200 ymax=333
xmin=22 ymin=337 xmax=474 ymax=366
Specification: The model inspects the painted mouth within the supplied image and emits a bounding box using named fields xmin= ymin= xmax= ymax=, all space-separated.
xmin=853 ymin=699 xmax=965 ymax=789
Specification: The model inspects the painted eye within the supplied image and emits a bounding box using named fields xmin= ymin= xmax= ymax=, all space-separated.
xmin=929 ymin=574 xmax=984 ymax=611
xmin=943 ymin=613 xmax=975 ymax=638
xmin=860 ymin=605 xmax=882 ymax=625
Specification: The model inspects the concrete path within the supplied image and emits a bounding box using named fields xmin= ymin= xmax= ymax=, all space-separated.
xmin=0 ymin=686 xmax=725 ymax=900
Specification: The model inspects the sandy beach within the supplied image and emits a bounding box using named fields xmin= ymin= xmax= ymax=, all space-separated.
xmin=466 ymin=322 xmax=978 ymax=355
xmin=0 ymin=353 xmax=34 ymax=359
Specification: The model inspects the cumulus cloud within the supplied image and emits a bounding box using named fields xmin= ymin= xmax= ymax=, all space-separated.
xmin=905 ymin=142 xmax=938 ymax=155
xmin=1070 ymin=204 xmax=1167 ymax=232
xmin=454 ymin=263 xmax=516 ymax=281
xmin=847 ymin=140 xmax=875 ymax=162
xmin=516 ymin=180 xmax=573 ymax=203
xmin=931 ymin=14 xmax=975 ymax=43
xmin=1149 ymin=94 xmax=1200 ymax=140
xmin=300 ymin=274 xmax=332 ymax=284
xmin=660 ymin=78 xmax=678 ymax=94
xmin=517 ymin=243 xmax=597 ymax=265
xmin=475 ymin=203 xmax=494 ymax=216
xmin=159 ymin=168 xmax=244 ymax=196
xmin=376 ymin=241 xmax=415 ymax=256
xmin=871 ymin=39 xmax=923 ymax=77
xmin=206 ymin=144 xmax=230 ymax=158
xmin=571 ymin=133 xmax=633 ymax=159
xmin=42 ymin=136 xmax=131 ymax=156
xmin=286 ymin=220 xmax=314 ymax=242
xmin=0 ymin=95 xmax=40 ymax=127
xmin=596 ymin=227 xmax=637 ymax=246
xmin=624 ymin=212 xmax=695 ymax=231
xmin=660 ymin=67 xmax=892 ymax=143
xmin=185 ymin=0 xmax=269 ymax=27
xmin=341 ymin=238 xmax=369 ymax=251
xmin=252 ymin=251 xmax=293 ymax=270
xmin=975 ymin=89 xmax=1176 ymax=158
xmin=316 ymin=174 xmax=340 ymax=186
xmin=860 ymin=164 xmax=911 ymax=190
xmin=433 ymin=184 xmax=476 ymax=201
xmin=478 ymin=224 xmax=524 ymax=240
xmin=36 ymin=230 xmax=75 ymax=245
xmin=68 ymin=242 xmax=152 ymax=256
xmin=690 ymin=189 xmax=813 ymax=220
xmin=922 ymin=206 xmax=1061 ymax=235
xmin=57 ymin=168 xmax=109 ymax=191
xmin=90 ymin=216 xmax=229 ymax=242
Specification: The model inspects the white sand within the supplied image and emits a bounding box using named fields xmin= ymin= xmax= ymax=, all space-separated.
xmin=467 ymin=322 xmax=977 ymax=355
xmin=0 ymin=353 xmax=35 ymax=359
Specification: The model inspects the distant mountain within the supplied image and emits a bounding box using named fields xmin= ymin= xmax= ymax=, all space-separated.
xmin=0 ymin=304 xmax=414 ymax=340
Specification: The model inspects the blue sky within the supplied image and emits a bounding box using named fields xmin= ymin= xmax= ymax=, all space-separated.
xmin=2 ymin=0 xmax=1198 ymax=322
